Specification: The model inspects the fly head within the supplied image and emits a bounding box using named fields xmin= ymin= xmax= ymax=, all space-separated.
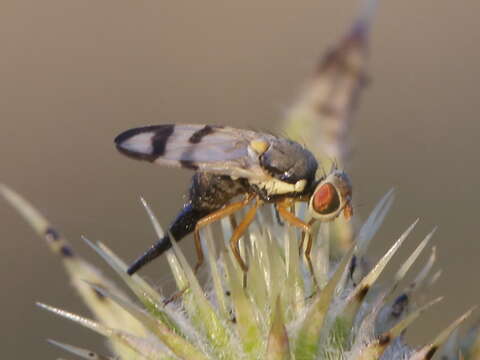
xmin=308 ymin=170 xmax=353 ymax=221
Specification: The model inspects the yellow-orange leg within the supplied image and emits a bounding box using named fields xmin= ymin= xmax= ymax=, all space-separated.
xmin=230 ymin=198 xmax=261 ymax=273
xmin=275 ymin=201 xmax=309 ymax=251
xmin=276 ymin=200 xmax=311 ymax=234
xmin=163 ymin=287 xmax=188 ymax=306
xmin=276 ymin=200 xmax=317 ymax=284
xmin=193 ymin=194 xmax=254 ymax=272
xmin=303 ymin=218 xmax=318 ymax=281
xmin=229 ymin=214 xmax=238 ymax=233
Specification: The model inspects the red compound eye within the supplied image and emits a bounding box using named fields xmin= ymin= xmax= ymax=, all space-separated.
xmin=312 ymin=183 xmax=340 ymax=215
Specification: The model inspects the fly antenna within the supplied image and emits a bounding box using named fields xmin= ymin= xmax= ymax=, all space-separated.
xmin=329 ymin=157 xmax=339 ymax=173
xmin=318 ymin=163 xmax=326 ymax=178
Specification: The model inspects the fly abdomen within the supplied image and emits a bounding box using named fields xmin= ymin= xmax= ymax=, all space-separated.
xmin=126 ymin=203 xmax=210 ymax=275
xmin=127 ymin=173 xmax=247 ymax=275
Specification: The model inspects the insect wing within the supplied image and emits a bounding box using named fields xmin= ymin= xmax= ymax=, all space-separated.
xmin=115 ymin=124 xmax=272 ymax=180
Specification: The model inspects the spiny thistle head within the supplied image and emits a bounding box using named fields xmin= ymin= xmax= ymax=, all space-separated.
xmin=1 ymin=184 xmax=479 ymax=360
xmin=3 ymin=1 xmax=479 ymax=359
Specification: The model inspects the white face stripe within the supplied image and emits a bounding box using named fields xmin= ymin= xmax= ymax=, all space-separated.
xmin=253 ymin=178 xmax=306 ymax=195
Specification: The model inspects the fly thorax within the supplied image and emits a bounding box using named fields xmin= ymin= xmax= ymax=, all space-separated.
xmin=259 ymin=139 xmax=318 ymax=187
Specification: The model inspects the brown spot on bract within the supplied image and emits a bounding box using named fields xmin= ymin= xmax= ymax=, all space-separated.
xmin=378 ymin=334 xmax=391 ymax=346
xmin=316 ymin=103 xmax=338 ymax=117
xmin=45 ymin=227 xmax=60 ymax=242
xmin=392 ymin=293 xmax=409 ymax=318
xmin=356 ymin=285 xmax=369 ymax=301
xmin=189 ymin=125 xmax=215 ymax=144
xmin=348 ymin=255 xmax=357 ymax=282
xmin=92 ymin=288 xmax=106 ymax=301
xmin=60 ymin=245 xmax=74 ymax=257
xmin=180 ymin=160 xmax=199 ymax=170
xmin=425 ymin=346 xmax=438 ymax=360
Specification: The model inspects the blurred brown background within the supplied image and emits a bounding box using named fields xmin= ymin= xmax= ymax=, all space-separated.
xmin=1 ymin=0 xmax=479 ymax=358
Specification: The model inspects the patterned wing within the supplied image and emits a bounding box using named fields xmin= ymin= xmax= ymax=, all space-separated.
xmin=114 ymin=124 xmax=275 ymax=181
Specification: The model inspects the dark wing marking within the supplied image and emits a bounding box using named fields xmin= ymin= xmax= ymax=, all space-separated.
xmin=114 ymin=124 xmax=276 ymax=181
xmin=188 ymin=125 xmax=216 ymax=144
xmin=115 ymin=125 xmax=175 ymax=161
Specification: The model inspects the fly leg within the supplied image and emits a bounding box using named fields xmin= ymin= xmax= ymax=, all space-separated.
xmin=161 ymin=196 xmax=253 ymax=305
xmin=193 ymin=194 xmax=254 ymax=273
xmin=303 ymin=218 xmax=317 ymax=285
xmin=229 ymin=214 xmax=238 ymax=233
xmin=276 ymin=200 xmax=317 ymax=285
xmin=274 ymin=206 xmax=285 ymax=226
xmin=230 ymin=197 xmax=261 ymax=273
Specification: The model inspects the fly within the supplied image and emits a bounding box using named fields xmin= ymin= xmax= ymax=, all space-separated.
xmin=114 ymin=124 xmax=353 ymax=275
